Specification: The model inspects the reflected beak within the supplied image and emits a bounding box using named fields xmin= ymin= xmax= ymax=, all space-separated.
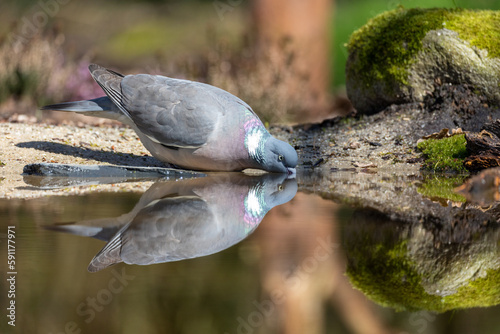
xmin=287 ymin=168 xmax=296 ymax=178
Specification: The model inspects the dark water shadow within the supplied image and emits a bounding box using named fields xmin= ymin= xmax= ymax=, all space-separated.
xmin=16 ymin=141 xmax=164 ymax=167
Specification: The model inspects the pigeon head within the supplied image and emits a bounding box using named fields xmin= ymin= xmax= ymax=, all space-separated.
xmin=242 ymin=173 xmax=297 ymax=232
xmin=262 ymin=137 xmax=298 ymax=174
xmin=260 ymin=173 xmax=298 ymax=208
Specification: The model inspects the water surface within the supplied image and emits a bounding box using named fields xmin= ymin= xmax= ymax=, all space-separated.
xmin=1 ymin=171 xmax=499 ymax=334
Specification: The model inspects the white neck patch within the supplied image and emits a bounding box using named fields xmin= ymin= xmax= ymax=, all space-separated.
xmin=245 ymin=127 xmax=268 ymax=164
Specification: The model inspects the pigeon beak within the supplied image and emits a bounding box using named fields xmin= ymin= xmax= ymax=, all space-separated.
xmin=287 ymin=168 xmax=296 ymax=178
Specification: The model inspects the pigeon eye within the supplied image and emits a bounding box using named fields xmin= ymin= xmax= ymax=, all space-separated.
xmin=278 ymin=155 xmax=284 ymax=162
xmin=278 ymin=185 xmax=284 ymax=191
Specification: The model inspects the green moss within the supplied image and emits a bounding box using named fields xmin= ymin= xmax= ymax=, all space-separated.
xmin=445 ymin=268 xmax=500 ymax=308
xmin=417 ymin=174 xmax=467 ymax=203
xmin=345 ymin=224 xmax=500 ymax=312
xmin=346 ymin=234 xmax=442 ymax=312
xmin=346 ymin=8 xmax=500 ymax=89
xmin=417 ymin=134 xmax=468 ymax=173
xmin=446 ymin=11 xmax=500 ymax=58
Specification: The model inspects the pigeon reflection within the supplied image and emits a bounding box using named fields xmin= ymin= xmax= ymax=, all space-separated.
xmin=47 ymin=173 xmax=297 ymax=272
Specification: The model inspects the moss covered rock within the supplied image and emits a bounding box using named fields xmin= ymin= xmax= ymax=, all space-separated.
xmin=346 ymin=8 xmax=500 ymax=114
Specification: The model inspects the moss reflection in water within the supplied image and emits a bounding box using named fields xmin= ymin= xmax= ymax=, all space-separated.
xmin=343 ymin=209 xmax=500 ymax=312
xmin=344 ymin=216 xmax=436 ymax=312
xmin=417 ymin=174 xmax=467 ymax=204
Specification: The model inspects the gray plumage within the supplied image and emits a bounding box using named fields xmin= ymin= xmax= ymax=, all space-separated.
xmin=42 ymin=64 xmax=298 ymax=173
xmin=44 ymin=173 xmax=297 ymax=272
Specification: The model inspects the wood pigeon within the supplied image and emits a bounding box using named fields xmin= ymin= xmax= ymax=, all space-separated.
xmin=42 ymin=64 xmax=298 ymax=173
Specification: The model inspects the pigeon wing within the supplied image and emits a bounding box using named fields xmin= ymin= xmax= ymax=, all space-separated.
xmin=120 ymin=75 xmax=220 ymax=148
xmin=88 ymin=64 xmax=131 ymax=119
xmin=89 ymin=64 xmax=218 ymax=149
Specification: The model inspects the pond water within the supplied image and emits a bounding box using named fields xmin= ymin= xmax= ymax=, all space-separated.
xmin=1 ymin=171 xmax=499 ymax=334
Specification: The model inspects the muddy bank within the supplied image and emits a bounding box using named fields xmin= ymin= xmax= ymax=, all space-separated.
xmin=289 ymin=83 xmax=500 ymax=239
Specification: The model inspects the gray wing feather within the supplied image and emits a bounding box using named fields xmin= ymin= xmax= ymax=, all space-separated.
xmin=121 ymin=75 xmax=219 ymax=148
xmin=89 ymin=64 xmax=225 ymax=148
xmin=88 ymin=64 xmax=132 ymax=119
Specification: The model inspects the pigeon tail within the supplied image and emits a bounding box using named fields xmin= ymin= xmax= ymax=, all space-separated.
xmin=87 ymin=222 xmax=130 ymax=272
xmin=41 ymin=97 xmax=133 ymax=126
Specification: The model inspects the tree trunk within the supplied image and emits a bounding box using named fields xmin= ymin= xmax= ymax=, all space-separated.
xmin=251 ymin=0 xmax=333 ymax=121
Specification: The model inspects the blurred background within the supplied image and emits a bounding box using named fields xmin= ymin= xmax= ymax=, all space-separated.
xmin=2 ymin=2 xmax=500 ymax=333
xmin=1 ymin=0 xmax=500 ymax=125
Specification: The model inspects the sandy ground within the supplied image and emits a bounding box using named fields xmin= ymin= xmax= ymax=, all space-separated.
xmin=0 ymin=122 xmax=165 ymax=199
